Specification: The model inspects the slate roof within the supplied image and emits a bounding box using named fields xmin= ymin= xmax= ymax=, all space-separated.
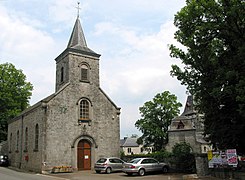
xmin=181 ymin=95 xmax=196 ymax=116
xmin=60 ymin=17 xmax=100 ymax=58
xmin=120 ymin=137 xmax=139 ymax=147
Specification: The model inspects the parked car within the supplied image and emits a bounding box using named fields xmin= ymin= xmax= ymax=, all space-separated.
xmin=0 ymin=155 xmax=9 ymax=167
xmin=122 ymin=157 xmax=169 ymax=176
xmin=94 ymin=157 xmax=125 ymax=174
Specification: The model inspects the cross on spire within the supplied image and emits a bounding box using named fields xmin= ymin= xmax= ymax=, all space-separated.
xmin=76 ymin=2 xmax=81 ymax=18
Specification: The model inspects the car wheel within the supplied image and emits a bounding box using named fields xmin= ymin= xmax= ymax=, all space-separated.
xmin=106 ymin=167 xmax=112 ymax=174
xmin=162 ymin=166 xmax=168 ymax=173
xmin=138 ymin=168 xmax=145 ymax=176
xmin=95 ymin=170 xmax=101 ymax=173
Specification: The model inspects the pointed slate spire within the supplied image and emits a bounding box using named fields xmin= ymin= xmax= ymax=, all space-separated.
xmin=66 ymin=17 xmax=100 ymax=57
xmin=181 ymin=95 xmax=195 ymax=116
xmin=67 ymin=18 xmax=87 ymax=49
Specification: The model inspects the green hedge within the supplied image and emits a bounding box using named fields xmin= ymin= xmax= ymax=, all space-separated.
xmin=120 ymin=143 xmax=196 ymax=173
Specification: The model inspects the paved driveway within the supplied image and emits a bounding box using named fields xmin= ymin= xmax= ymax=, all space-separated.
xmin=48 ymin=171 xmax=220 ymax=180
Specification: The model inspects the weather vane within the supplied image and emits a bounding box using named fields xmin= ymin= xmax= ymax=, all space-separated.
xmin=76 ymin=2 xmax=81 ymax=18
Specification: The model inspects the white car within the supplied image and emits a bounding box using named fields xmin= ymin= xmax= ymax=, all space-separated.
xmin=122 ymin=157 xmax=169 ymax=176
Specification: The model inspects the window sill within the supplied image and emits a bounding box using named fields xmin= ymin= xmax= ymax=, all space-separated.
xmin=78 ymin=119 xmax=91 ymax=123
xmin=80 ymin=80 xmax=90 ymax=83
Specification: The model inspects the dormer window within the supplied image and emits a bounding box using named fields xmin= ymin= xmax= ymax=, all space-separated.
xmin=80 ymin=64 xmax=89 ymax=82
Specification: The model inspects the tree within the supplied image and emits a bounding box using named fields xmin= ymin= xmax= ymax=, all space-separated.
xmin=0 ymin=63 xmax=33 ymax=142
xmin=169 ymin=0 xmax=245 ymax=153
xmin=135 ymin=91 xmax=182 ymax=151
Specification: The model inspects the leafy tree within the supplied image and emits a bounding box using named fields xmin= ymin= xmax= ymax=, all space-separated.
xmin=169 ymin=0 xmax=245 ymax=153
xmin=0 ymin=63 xmax=33 ymax=142
xmin=135 ymin=91 xmax=182 ymax=151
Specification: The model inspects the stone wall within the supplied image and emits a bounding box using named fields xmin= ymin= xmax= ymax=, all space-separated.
xmin=166 ymin=129 xmax=199 ymax=152
xmin=8 ymin=104 xmax=45 ymax=172
xmin=43 ymin=79 xmax=120 ymax=170
xmin=0 ymin=141 xmax=8 ymax=155
xmin=195 ymin=153 xmax=209 ymax=176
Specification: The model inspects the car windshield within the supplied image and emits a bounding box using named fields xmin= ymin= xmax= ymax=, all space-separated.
xmin=129 ymin=158 xmax=141 ymax=164
xmin=96 ymin=158 xmax=107 ymax=163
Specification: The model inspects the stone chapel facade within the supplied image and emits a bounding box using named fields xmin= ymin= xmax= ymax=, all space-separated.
xmin=7 ymin=17 xmax=121 ymax=173
xmin=166 ymin=95 xmax=211 ymax=154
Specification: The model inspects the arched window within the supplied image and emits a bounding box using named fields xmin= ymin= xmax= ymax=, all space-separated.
xmin=61 ymin=67 xmax=64 ymax=83
xmin=34 ymin=124 xmax=39 ymax=151
xmin=79 ymin=99 xmax=90 ymax=121
xmin=81 ymin=64 xmax=89 ymax=82
xmin=16 ymin=130 xmax=19 ymax=152
xmin=24 ymin=127 xmax=28 ymax=152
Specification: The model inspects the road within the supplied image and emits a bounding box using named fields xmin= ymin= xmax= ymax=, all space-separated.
xmin=0 ymin=167 xmax=184 ymax=180
xmin=0 ymin=167 xmax=65 ymax=180
xmin=0 ymin=167 xmax=220 ymax=180
xmin=49 ymin=171 xmax=184 ymax=180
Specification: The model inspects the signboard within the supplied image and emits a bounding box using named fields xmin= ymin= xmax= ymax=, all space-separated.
xmin=208 ymin=149 xmax=238 ymax=168
xmin=207 ymin=150 xmax=213 ymax=160
xmin=208 ymin=151 xmax=222 ymax=168
xmin=226 ymin=149 xmax=238 ymax=167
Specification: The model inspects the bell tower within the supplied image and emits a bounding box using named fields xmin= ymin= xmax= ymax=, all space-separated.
xmin=54 ymin=15 xmax=101 ymax=92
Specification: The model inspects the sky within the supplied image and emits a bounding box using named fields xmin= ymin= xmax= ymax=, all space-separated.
xmin=0 ymin=0 xmax=187 ymax=138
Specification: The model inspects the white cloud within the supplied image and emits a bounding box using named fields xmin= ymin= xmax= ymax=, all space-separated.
xmin=0 ymin=4 xmax=58 ymax=104
xmin=0 ymin=0 xmax=187 ymax=138
xmin=95 ymin=19 xmax=187 ymax=136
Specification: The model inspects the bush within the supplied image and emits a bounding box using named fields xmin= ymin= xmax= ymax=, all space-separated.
xmin=171 ymin=142 xmax=196 ymax=173
xmin=150 ymin=150 xmax=172 ymax=162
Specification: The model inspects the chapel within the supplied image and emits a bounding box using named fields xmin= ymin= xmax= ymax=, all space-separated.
xmin=7 ymin=15 xmax=121 ymax=173
xmin=166 ymin=95 xmax=211 ymax=154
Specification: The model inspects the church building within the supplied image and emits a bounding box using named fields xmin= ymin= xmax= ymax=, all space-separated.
xmin=7 ymin=16 xmax=121 ymax=173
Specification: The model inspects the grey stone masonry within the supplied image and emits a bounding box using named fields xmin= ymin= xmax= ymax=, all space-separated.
xmin=7 ymin=17 xmax=120 ymax=173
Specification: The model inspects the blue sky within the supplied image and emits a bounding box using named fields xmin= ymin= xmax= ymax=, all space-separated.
xmin=0 ymin=0 xmax=187 ymax=138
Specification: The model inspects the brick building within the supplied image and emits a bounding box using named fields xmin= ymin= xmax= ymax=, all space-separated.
xmin=7 ymin=17 xmax=120 ymax=173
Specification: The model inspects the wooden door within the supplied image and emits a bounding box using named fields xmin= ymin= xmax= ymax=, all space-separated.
xmin=77 ymin=140 xmax=91 ymax=170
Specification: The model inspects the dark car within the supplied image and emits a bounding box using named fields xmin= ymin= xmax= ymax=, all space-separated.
xmin=122 ymin=157 xmax=169 ymax=176
xmin=94 ymin=157 xmax=125 ymax=174
xmin=0 ymin=155 xmax=9 ymax=167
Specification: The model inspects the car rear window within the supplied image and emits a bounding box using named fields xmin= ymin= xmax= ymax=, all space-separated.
xmin=96 ymin=158 xmax=107 ymax=163
xmin=129 ymin=158 xmax=141 ymax=164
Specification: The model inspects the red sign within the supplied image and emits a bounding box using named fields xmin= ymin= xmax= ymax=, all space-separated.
xmin=226 ymin=149 xmax=238 ymax=167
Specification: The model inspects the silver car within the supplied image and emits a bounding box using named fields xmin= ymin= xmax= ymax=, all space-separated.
xmin=122 ymin=158 xmax=169 ymax=176
xmin=94 ymin=157 xmax=125 ymax=174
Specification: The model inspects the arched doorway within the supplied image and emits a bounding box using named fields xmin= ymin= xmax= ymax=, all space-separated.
xmin=77 ymin=139 xmax=91 ymax=170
